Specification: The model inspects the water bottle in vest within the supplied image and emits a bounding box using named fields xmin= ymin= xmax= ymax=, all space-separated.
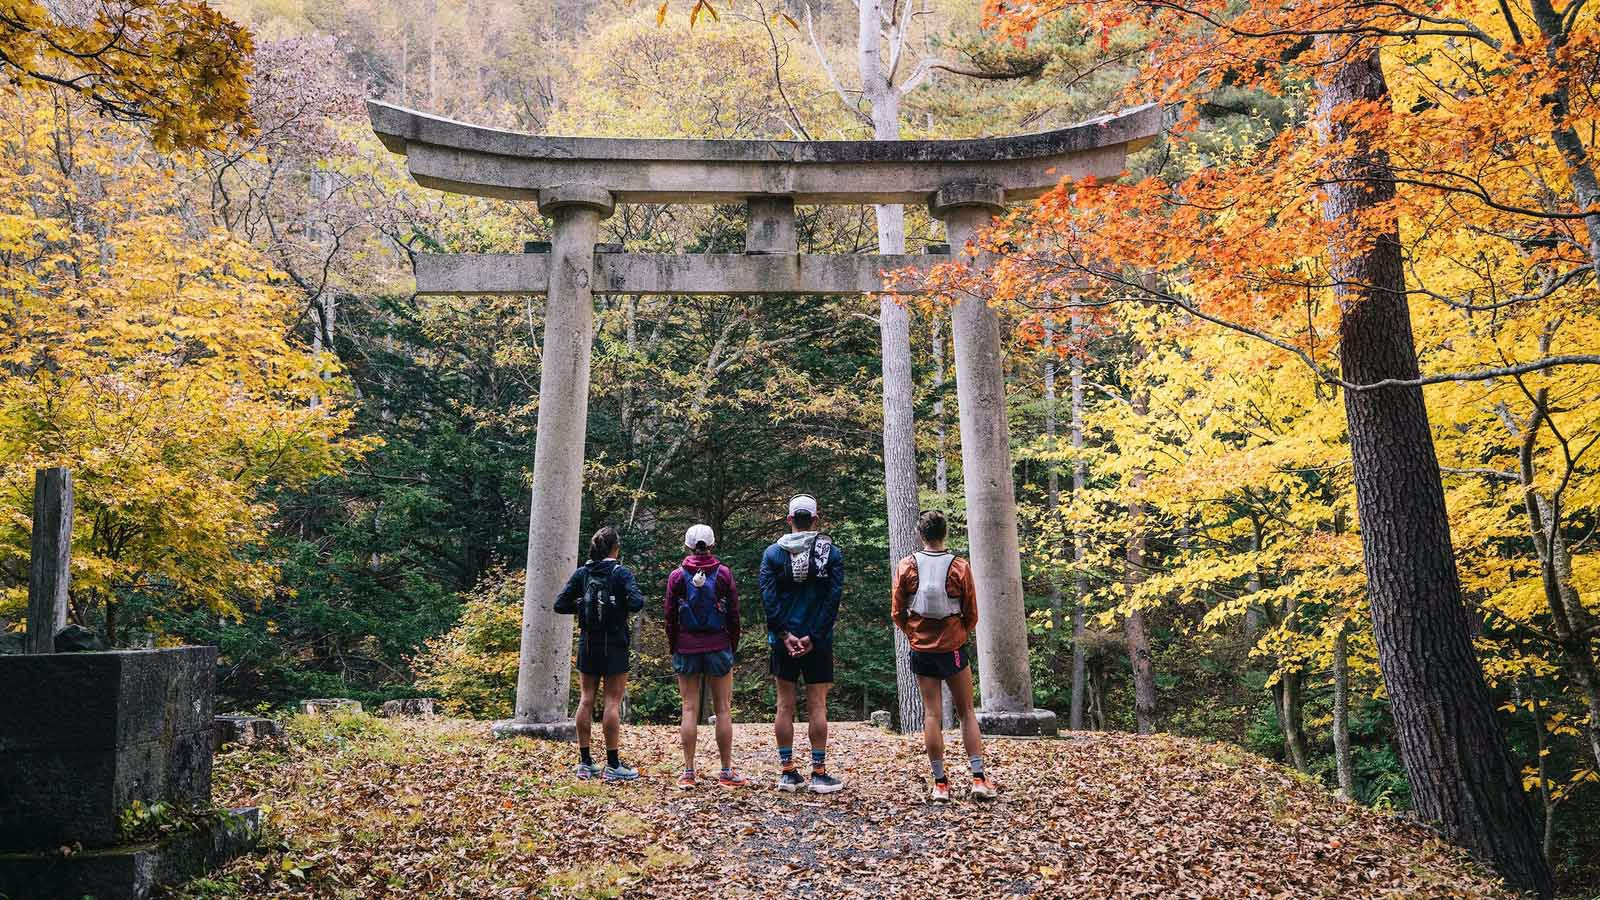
xmin=581 ymin=567 xmax=618 ymax=633
xmin=678 ymin=565 xmax=725 ymax=633
xmin=910 ymin=551 xmax=962 ymax=618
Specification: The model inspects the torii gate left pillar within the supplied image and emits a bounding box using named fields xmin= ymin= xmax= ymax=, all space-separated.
xmin=500 ymin=187 xmax=614 ymax=738
xmin=368 ymin=100 xmax=1160 ymax=739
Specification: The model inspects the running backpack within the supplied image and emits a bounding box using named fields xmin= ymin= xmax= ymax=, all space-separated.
xmin=677 ymin=565 xmax=725 ymax=633
xmin=580 ymin=567 xmax=619 ymax=633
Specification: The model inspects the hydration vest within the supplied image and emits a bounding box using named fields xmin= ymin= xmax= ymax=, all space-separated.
xmin=910 ymin=551 xmax=962 ymax=619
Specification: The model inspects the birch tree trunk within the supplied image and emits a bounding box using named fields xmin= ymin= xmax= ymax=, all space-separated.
xmin=1332 ymin=628 xmax=1355 ymax=801
xmin=856 ymin=0 xmax=928 ymax=736
xmin=1069 ymin=314 xmax=1089 ymax=731
xmin=1124 ymin=351 xmax=1157 ymax=735
xmin=1316 ymin=43 xmax=1551 ymax=897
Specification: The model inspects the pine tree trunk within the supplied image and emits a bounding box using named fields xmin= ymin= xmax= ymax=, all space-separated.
xmin=1332 ymin=628 xmax=1355 ymax=801
xmin=1316 ymin=44 xmax=1552 ymax=898
xmin=1069 ymin=314 xmax=1089 ymax=731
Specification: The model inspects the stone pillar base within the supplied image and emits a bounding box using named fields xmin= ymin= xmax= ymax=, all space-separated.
xmin=491 ymin=719 xmax=577 ymax=742
xmin=977 ymin=708 xmax=1058 ymax=738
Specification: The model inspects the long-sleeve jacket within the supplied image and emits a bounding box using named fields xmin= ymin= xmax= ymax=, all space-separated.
xmin=553 ymin=558 xmax=645 ymax=649
xmin=759 ymin=532 xmax=844 ymax=648
xmin=663 ymin=553 xmax=740 ymax=655
xmin=890 ymin=551 xmax=978 ymax=653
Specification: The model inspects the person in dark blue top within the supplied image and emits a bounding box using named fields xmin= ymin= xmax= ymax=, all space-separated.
xmin=554 ymin=526 xmax=645 ymax=783
xmin=758 ymin=494 xmax=845 ymax=794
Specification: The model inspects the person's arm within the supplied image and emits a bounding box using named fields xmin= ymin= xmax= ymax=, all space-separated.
xmin=553 ymin=567 xmax=584 ymax=614
xmin=758 ymin=548 xmax=785 ymax=638
xmin=806 ymin=544 xmax=845 ymax=642
xmin=664 ymin=569 xmax=681 ymax=655
xmin=890 ymin=555 xmax=915 ymax=634
xmin=957 ymin=557 xmax=979 ymax=632
xmin=722 ymin=566 xmax=741 ymax=655
xmin=622 ymin=566 xmax=646 ymax=613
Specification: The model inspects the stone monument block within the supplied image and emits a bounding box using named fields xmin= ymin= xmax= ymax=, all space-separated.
xmin=0 ymin=647 xmax=216 ymax=851
xmin=213 ymin=714 xmax=283 ymax=751
xmin=299 ymin=698 xmax=362 ymax=716
xmin=379 ymin=698 xmax=439 ymax=718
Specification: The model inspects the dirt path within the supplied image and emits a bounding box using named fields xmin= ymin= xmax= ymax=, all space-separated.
xmin=201 ymin=718 xmax=1510 ymax=899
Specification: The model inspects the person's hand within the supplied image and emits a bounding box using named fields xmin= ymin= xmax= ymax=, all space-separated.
xmin=797 ymin=635 xmax=814 ymax=656
xmin=784 ymin=633 xmax=806 ymax=657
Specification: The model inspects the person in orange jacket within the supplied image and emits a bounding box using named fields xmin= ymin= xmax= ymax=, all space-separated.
xmin=890 ymin=510 xmax=996 ymax=803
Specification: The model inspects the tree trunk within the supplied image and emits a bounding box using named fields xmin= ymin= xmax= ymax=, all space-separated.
xmin=1316 ymin=44 xmax=1552 ymax=898
xmin=1069 ymin=314 xmax=1089 ymax=731
xmin=857 ymin=0 xmax=927 ymax=737
xmin=1332 ymin=628 xmax=1355 ymax=801
xmin=1276 ymin=667 xmax=1310 ymax=772
xmin=1124 ymin=356 xmax=1157 ymax=735
xmin=27 ymin=467 xmax=72 ymax=653
xmin=933 ymin=315 xmax=949 ymax=496
xmin=1044 ymin=320 xmax=1064 ymax=633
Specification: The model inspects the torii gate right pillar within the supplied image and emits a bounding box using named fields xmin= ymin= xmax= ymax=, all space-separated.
xmin=933 ymin=183 xmax=1058 ymax=737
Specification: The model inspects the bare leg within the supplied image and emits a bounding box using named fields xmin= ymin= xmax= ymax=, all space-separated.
xmin=576 ymin=673 xmax=600 ymax=754
xmin=677 ymin=673 xmax=702 ymax=772
xmin=602 ymin=673 xmax=628 ymax=753
xmin=774 ymin=678 xmax=797 ymax=763
xmin=949 ymin=666 xmax=985 ymax=764
xmin=711 ymin=672 xmax=735 ymax=771
xmin=917 ymin=675 xmax=946 ymax=767
xmin=805 ymin=682 xmax=831 ymax=761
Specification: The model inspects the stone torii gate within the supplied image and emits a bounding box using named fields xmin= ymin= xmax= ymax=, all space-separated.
xmin=369 ymin=100 xmax=1160 ymax=738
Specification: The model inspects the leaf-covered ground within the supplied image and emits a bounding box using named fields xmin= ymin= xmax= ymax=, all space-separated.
xmin=188 ymin=715 xmax=1512 ymax=899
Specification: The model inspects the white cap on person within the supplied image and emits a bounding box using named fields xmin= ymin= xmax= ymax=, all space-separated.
xmin=788 ymin=494 xmax=818 ymax=518
xmin=684 ymin=523 xmax=716 ymax=550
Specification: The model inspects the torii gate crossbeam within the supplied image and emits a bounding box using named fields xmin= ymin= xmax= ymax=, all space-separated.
xmin=369 ymin=100 xmax=1162 ymax=739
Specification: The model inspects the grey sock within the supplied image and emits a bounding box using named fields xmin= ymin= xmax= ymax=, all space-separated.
xmin=970 ymin=757 xmax=984 ymax=778
xmin=931 ymin=758 xmax=946 ymax=781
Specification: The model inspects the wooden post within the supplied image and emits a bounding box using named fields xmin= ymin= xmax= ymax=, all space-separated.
xmin=27 ymin=467 xmax=72 ymax=653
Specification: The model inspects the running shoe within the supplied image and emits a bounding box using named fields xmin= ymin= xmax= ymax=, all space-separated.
xmin=971 ymin=775 xmax=998 ymax=800
xmin=777 ymin=768 xmax=805 ymax=792
xmin=718 ymin=770 xmax=749 ymax=788
xmin=574 ymin=762 xmax=602 ymax=780
xmin=676 ymin=770 xmax=696 ymax=790
xmin=603 ymin=762 xmax=640 ymax=783
xmin=808 ymin=770 xmax=844 ymax=794
xmin=930 ymin=778 xmax=952 ymax=803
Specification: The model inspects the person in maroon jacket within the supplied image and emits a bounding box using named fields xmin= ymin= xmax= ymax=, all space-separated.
xmin=665 ymin=524 xmax=747 ymax=788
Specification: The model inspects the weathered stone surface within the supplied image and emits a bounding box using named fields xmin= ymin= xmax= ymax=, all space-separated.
xmin=976 ymin=708 xmax=1059 ymax=738
xmin=414 ymin=251 xmax=952 ymax=297
xmin=54 ymin=623 xmax=106 ymax=652
xmin=299 ymin=698 xmax=363 ymax=716
xmin=369 ymin=100 xmax=1162 ymax=204
xmin=491 ymin=719 xmax=577 ymax=742
xmin=378 ymin=698 xmax=439 ymax=718
xmin=213 ymin=715 xmax=282 ymax=751
xmin=869 ymin=710 xmax=892 ymax=729
xmin=0 ymin=648 xmax=216 ymax=851
xmin=0 ymin=807 xmax=258 ymax=900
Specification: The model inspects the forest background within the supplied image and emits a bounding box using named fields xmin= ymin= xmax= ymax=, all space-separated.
xmin=0 ymin=0 xmax=1596 ymax=893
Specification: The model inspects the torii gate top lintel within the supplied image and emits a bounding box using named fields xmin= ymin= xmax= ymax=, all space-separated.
xmin=368 ymin=100 xmax=1162 ymax=206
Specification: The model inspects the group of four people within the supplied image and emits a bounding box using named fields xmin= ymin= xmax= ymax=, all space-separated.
xmin=554 ymin=494 xmax=997 ymax=802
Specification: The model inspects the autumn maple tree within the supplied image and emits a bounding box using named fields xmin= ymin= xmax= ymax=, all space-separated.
xmin=959 ymin=0 xmax=1600 ymax=892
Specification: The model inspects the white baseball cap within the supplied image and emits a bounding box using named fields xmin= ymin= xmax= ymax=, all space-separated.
xmin=684 ymin=524 xmax=715 ymax=549
xmin=788 ymin=494 xmax=818 ymax=517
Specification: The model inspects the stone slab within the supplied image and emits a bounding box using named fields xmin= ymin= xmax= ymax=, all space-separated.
xmin=491 ymin=719 xmax=577 ymax=742
xmin=213 ymin=715 xmax=282 ymax=752
xmin=414 ymin=251 xmax=952 ymax=297
xmin=0 ymin=730 xmax=213 ymax=851
xmin=299 ymin=698 xmax=362 ymax=716
xmin=0 ymin=807 xmax=258 ymax=900
xmin=379 ymin=698 xmax=439 ymax=718
xmin=0 ymin=647 xmax=215 ymax=751
xmin=977 ymin=708 xmax=1059 ymax=738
